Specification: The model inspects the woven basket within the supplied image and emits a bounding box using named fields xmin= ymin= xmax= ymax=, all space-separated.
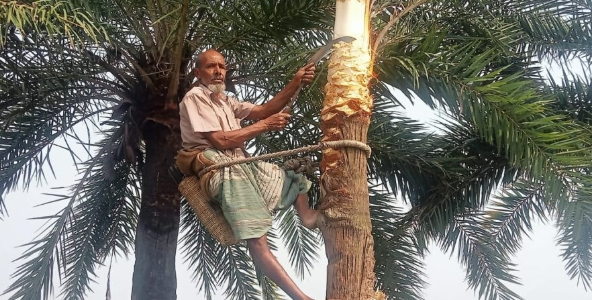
xmin=178 ymin=176 xmax=240 ymax=246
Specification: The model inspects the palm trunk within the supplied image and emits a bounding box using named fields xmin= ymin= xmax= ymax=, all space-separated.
xmin=131 ymin=121 xmax=181 ymax=300
xmin=319 ymin=0 xmax=382 ymax=299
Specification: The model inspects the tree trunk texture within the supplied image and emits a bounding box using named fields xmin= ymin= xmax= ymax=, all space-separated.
xmin=320 ymin=1 xmax=382 ymax=298
xmin=320 ymin=120 xmax=376 ymax=299
xmin=131 ymin=121 xmax=181 ymax=300
xmin=319 ymin=65 xmax=379 ymax=298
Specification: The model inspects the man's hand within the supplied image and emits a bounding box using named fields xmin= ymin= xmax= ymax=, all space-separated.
xmin=204 ymin=113 xmax=290 ymax=149
xmin=245 ymin=64 xmax=316 ymax=121
xmin=263 ymin=112 xmax=291 ymax=131
xmin=293 ymin=63 xmax=316 ymax=85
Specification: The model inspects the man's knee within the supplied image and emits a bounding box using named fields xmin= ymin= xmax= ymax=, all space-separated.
xmin=246 ymin=235 xmax=268 ymax=251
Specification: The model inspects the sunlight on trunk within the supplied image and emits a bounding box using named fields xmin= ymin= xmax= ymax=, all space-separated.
xmin=319 ymin=0 xmax=384 ymax=299
xmin=321 ymin=0 xmax=373 ymax=133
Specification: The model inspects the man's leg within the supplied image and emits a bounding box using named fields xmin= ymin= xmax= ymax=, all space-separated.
xmin=293 ymin=193 xmax=319 ymax=229
xmin=247 ymin=235 xmax=313 ymax=300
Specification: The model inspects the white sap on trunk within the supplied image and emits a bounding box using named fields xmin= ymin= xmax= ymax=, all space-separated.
xmin=333 ymin=0 xmax=370 ymax=47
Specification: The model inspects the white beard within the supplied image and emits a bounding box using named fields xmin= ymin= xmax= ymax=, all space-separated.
xmin=208 ymin=83 xmax=226 ymax=94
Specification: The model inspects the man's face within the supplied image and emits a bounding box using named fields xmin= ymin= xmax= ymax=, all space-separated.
xmin=195 ymin=51 xmax=226 ymax=91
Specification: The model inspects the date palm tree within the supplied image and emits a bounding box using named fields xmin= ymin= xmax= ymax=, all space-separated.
xmin=1 ymin=0 xmax=591 ymax=299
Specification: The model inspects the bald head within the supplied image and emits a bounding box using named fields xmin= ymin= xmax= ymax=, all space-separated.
xmin=195 ymin=49 xmax=224 ymax=69
xmin=194 ymin=49 xmax=227 ymax=93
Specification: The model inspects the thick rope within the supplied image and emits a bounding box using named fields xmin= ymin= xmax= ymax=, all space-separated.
xmin=198 ymin=140 xmax=371 ymax=177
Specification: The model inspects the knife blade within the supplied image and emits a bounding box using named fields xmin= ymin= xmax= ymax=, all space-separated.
xmin=283 ymin=36 xmax=356 ymax=113
xmin=307 ymin=35 xmax=356 ymax=64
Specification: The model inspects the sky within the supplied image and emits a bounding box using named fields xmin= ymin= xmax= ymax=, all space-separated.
xmin=1 ymin=183 xmax=591 ymax=300
xmin=1 ymin=63 xmax=591 ymax=300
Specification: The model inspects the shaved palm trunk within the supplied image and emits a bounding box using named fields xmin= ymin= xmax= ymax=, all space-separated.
xmin=320 ymin=0 xmax=382 ymax=299
xmin=131 ymin=121 xmax=182 ymax=300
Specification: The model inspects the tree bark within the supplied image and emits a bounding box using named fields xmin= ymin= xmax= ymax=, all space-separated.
xmin=321 ymin=121 xmax=377 ymax=299
xmin=131 ymin=121 xmax=181 ymax=300
xmin=320 ymin=0 xmax=382 ymax=299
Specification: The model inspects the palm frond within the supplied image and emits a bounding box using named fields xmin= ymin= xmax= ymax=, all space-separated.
xmin=3 ymin=144 xmax=110 ymax=300
xmin=0 ymin=0 xmax=109 ymax=46
xmin=555 ymin=185 xmax=592 ymax=291
xmin=275 ymin=208 xmax=321 ymax=280
xmin=0 ymin=32 xmax=123 ymax=216
xmin=485 ymin=180 xmax=549 ymax=256
xmin=369 ymin=117 xmax=522 ymax=299
xmin=547 ymin=66 xmax=592 ymax=125
xmin=377 ymin=0 xmax=592 ymax=62
xmin=367 ymin=98 xmax=444 ymax=205
xmin=59 ymin=155 xmax=140 ymax=300
xmin=179 ymin=199 xmax=221 ymax=299
xmin=458 ymin=68 xmax=592 ymax=195
xmin=204 ymin=0 xmax=333 ymax=53
xmin=437 ymin=214 xmax=522 ymax=300
xmin=218 ymin=245 xmax=261 ymax=300
xmin=515 ymin=12 xmax=592 ymax=62
xmin=3 ymin=105 xmax=140 ymax=299
xmin=370 ymin=188 xmax=426 ymax=300
xmin=381 ymin=28 xmax=592 ymax=208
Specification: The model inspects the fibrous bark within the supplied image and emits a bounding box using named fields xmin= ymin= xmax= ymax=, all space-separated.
xmin=319 ymin=0 xmax=383 ymax=299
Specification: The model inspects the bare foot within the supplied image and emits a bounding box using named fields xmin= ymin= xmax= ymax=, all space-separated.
xmin=301 ymin=210 xmax=322 ymax=229
xmin=293 ymin=194 xmax=323 ymax=230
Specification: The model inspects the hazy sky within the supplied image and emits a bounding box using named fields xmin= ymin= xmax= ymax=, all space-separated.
xmin=1 ymin=63 xmax=591 ymax=300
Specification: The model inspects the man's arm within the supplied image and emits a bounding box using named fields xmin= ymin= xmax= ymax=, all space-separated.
xmin=203 ymin=113 xmax=290 ymax=150
xmin=246 ymin=63 xmax=315 ymax=120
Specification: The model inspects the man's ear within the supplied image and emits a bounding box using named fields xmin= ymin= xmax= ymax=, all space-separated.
xmin=193 ymin=68 xmax=200 ymax=79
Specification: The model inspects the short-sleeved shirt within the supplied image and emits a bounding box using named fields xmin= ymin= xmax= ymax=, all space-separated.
xmin=179 ymin=84 xmax=256 ymax=158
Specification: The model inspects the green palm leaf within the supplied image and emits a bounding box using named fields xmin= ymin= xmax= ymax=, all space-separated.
xmin=218 ymin=245 xmax=261 ymax=300
xmin=370 ymin=188 xmax=426 ymax=300
xmin=485 ymin=180 xmax=549 ymax=255
xmin=0 ymin=0 xmax=109 ymax=46
xmin=3 ymin=0 xmax=592 ymax=299
xmin=275 ymin=208 xmax=321 ymax=279
xmin=0 ymin=32 xmax=120 ymax=215
xmin=555 ymin=184 xmax=592 ymax=291
xmin=437 ymin=214 xmax=522 ymax=300
xmin=3 ymin=151 xmax=103 ymax=299
xmin=179 ymin=199 xmax=222 ymax=299
xmin=59 ymin=157 xmax=139 ymax=299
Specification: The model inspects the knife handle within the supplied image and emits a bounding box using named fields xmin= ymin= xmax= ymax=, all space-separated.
xmin=282 ymin=83 xmax=303 ymax=113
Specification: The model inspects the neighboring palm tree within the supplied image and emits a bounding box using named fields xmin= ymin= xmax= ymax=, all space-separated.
xmin=1 ymin=1 xmax=592 ymax=300
xmin=2 ymin=1 xmax=334 ymax=299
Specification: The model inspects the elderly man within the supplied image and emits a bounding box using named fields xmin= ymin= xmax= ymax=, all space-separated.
xmin=177 ymin=49 xmax=318 ymax=300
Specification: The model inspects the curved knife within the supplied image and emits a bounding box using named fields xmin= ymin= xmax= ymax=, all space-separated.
xmin=283 ymin=36 xmax=356 ymax=112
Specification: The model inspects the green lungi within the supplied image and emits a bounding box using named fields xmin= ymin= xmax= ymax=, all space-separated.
xmin=203 ymin=149 xmax=312 ymax=240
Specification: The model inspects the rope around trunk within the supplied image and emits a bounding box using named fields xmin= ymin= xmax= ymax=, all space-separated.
xmin=197 ymin=140 xmax=371 ymax=177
